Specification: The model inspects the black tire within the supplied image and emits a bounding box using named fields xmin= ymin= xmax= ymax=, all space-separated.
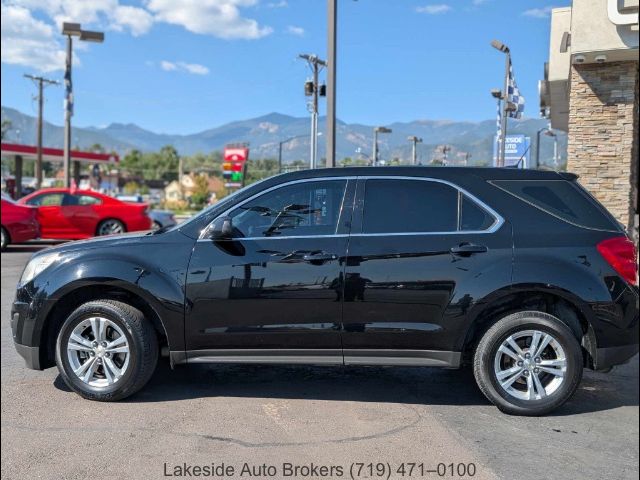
xmin=96 ymin=219 xmax=126 ymax=236
xmin=1 ymin=226 xmax=9 ymax=251
xmin=152 ymin=220 xmax=162 ymax=231
xmin=55 ymin=300 xmax=158 ymax=401
xmin=473 ymin=311 xmax=583 ymax=416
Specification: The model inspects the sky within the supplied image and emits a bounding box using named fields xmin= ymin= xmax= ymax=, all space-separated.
xmin=1 ymin=0 xmax=569 ymax=135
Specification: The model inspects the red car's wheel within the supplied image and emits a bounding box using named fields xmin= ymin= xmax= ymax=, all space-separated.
xmin=96 ymin=219 xmax=126 ymax=236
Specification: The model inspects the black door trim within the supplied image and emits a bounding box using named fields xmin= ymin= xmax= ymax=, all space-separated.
xmin=170 ymin=349 xmax=461 ymax=368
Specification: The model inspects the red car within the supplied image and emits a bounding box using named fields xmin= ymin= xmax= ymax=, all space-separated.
xmin=1 ymin=192 xmax=40 ymax=250
xmin=18 ymin=188 xmax=152 ymax=240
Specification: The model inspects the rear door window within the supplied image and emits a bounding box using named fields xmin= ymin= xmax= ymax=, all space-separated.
xmin=491 ymin=180 xmax=620 ymax=231
xmin=362 ymin=179 xmax=498 ymax=234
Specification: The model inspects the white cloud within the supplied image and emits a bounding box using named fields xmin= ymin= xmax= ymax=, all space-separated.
xmin=523 ymin=6 xmax=554 ymax=18
xmin=286 ymin=25 xmax=304 ymax=36
xmin=160 ymin=60 xmax=210 ymax=75
xmin=0 ymin=3 xmax=66 ymax=72
xmin=146 ymin=0 xmax=273 ymax=39
xmin=11 ymin=0 xmax=153 ymax=36
xmin=416 ymin=4 xmax=452 ymax=15
xmin=112 ymin=5 xmax=154 ymax=36
xmin=267 ymin=0 xmax=287 ymax=7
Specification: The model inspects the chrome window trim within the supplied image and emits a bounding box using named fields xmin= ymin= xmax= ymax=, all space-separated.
xmin=198 ymin=174 xmax=504 ymax=241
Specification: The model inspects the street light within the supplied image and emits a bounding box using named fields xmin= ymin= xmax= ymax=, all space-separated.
xmin=278 ymin=134 xmax=311 ymax=173
xmin=535 ymin=127 xmax=558 ymax=169
xmin=62 ymin=22 xmax=104 ymax=188
xmin=491 ymin=39 xmax=511 ymax=167
xmin=372 ymin=126 xmax=392 ymax=166
xmin=407 ymin=136 xmax=423 ymax=165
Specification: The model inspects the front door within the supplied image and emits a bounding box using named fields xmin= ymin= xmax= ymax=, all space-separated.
xmin=185 ymin=178 xmax=354 ymax=363
xmin=341 ymin=177 xmax=512 ymax=366
xmin=24 ymin=192 xmax=69 ymax=238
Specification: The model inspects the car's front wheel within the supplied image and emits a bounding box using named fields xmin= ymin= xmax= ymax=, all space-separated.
xmin=473 ymin=311 xmax=583 ymax=416
xmin=55 ymin=300 xmax=158 ymax=401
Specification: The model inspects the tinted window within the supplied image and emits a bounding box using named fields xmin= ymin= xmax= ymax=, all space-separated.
xmin=26 ymin=193 xmax=64 ymax=206
xmin=229 ymin=180 xmax=346 ymax=238
xmin=460 ymin=195 xmax=495 ymax=231
xmin=363 ymin=179 xmax=458 ymax=233
xmin=492 ymin=180 xmax=620 ymax=231
xmin=78 ymin=195 xmax=102 ymax=206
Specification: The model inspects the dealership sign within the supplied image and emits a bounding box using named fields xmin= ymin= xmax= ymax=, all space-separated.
xmin=222 ymin=145 xmax=249 ymax=188
xmin=493 ymin=134 xmax=531 ymax=168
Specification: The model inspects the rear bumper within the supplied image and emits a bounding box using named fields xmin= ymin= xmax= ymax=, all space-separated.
xmin=596 ymin=343 xmax=639 ymax=371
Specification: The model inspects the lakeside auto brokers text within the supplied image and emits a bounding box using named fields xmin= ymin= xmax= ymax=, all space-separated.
xmin=163 ymin=461 xmax=478 ymax=478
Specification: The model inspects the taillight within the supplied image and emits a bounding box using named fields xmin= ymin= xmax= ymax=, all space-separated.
xmin=597 ymin=236 xmax=638 ymax=286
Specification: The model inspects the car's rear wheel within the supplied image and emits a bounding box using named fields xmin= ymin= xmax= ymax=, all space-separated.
xmin=1 ymin=226 xmax=9 ymax=250
xmin=97 ymin=219 xmax=126 ymax=236
xmin=55 ymin=300 xmax=158 ymax=401
xmin=473 ymin=311 xmax=583 ymax=416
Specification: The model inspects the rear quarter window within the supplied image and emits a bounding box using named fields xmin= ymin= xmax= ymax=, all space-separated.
xmin=491 ymin=179 xmax=620 ymax=231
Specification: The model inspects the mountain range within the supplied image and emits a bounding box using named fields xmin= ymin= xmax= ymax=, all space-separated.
xmin=1 ymin=106 xmax=566 ymax=166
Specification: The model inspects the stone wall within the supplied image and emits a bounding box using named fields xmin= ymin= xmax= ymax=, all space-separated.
xmin=567 ymin=61 xmax=639 ymax=239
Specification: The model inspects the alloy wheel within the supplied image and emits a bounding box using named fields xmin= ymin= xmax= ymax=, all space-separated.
xmin=98 ymin=220 xmax=124 ymax=236
xmin=66 ymin=317 xmax=131 ymax=387
xmin=493 ymin=329 xmax=567 ymax=401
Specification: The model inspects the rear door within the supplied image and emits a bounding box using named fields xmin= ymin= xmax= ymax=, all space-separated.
xmin=61 ymin=194 xmax=102 ymax=236
xmin=341 ymin=177 xmax=513 ymax=366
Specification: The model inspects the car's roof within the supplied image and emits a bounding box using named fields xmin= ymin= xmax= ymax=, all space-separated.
xmin=272 ymin=166 xmax=576 ymax=182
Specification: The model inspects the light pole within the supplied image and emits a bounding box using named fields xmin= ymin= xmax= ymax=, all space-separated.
xmin=326 ymin=0 xmax=337 ymax=168
xmin=407 ymin=136 xmax=423 ymax=165
xmin=278 ymin=134 xmax=310 ymax=173
xmin=24 ymin=74 xmax=59 ymax=189
xmin=372 ymin=127 xmax=392 ymax=166
xmin=62 ymin=22 xmax=104 ymax=188
xmin=491 ymin=39 xmax=511 ymax=167
xmin=536 ymin=127 xmax=557 ymax=169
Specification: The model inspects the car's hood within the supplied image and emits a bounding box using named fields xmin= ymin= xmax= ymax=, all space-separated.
xmin=35 ymin=232 xmax=148 ymax=256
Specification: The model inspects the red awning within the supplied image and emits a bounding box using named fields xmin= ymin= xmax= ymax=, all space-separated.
xmin=0 ymin=143 xmax=119 ymax=164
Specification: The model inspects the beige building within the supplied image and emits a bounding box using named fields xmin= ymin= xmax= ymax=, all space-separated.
xmin=540 ymin=0 xmax=639 ymax=240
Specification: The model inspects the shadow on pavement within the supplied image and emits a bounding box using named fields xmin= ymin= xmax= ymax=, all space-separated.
xmin=53 ymin=355 xmax=639 ymax=414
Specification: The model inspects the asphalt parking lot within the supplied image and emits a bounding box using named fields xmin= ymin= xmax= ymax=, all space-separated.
xmin=1 ymin=244 xmax=638 ymax=480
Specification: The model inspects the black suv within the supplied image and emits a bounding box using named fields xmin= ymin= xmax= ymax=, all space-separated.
xmin=11 ymin=167 xmax=638 ymax=415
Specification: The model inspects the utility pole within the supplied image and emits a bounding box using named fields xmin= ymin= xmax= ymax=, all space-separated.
xmin=24 ymin=74 xmax=59 ymax=189
xmin=407 ymin=136 xmax=423 ymax=165
xmin=491 ymin=40 xmax=511 ymax=167
xmin=326 ymin=0 xmax=337 ymax=168
xmin=300 ymin=54 xmax=326 ymax=169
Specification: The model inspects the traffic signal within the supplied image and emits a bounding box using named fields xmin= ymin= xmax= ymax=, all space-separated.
xmin=304 ymin=80 xmax=314 ymax=96
xmin=319 ymin=84 xmax=326 ymax=97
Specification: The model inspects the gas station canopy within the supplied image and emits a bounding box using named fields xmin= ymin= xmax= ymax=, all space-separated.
xmin=0 ymin=143 xmax=119 ymax=164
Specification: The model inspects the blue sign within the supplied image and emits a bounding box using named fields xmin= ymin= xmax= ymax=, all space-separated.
xmin=493 ymin=134 xmax=531 ymax=168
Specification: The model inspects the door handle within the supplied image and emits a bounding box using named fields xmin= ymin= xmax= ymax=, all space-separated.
xmin=450 ymin=243 xmax=488 ymax=256
xmin=302 ymin=252 xmax=338 ymax=263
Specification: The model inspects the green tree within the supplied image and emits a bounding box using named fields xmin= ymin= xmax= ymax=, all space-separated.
xmin=190 ymin=175 xmax=210 ymax=208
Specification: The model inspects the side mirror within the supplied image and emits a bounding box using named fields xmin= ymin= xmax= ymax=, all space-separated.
xmin=209 ymin=216 xmax=234 ymax=240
